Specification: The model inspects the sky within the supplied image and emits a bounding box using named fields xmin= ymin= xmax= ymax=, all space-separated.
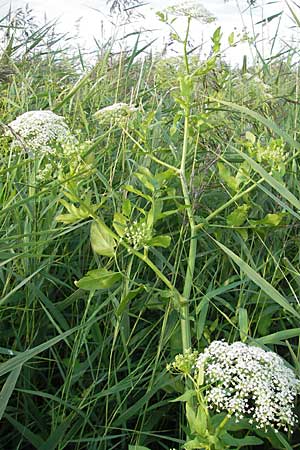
xmin=0 ymin=0 xmax=296 ymax=65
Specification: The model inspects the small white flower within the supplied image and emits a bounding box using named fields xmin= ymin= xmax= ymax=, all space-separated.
xmin=6 ymin=110 xmax=75 ymax=155
xmin=166 ymin=1 xmax=215 ymax=22
xmin=195 ymin=341 xmax=300 ymax=432
xmin=94 ymin=102 xmax=137 ymax=124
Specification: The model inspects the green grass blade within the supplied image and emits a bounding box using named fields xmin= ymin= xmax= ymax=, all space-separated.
xmin=213 ymin=239 xmax=300 ymax=319
xmin=0 ymin=364 xmax=22 ymax=420
xmin=256 ymin=328 xmax=300 ymax=344
xmin=0 ymin=327 xmax=79 ymax=377
xmin=231 ymin=145 xmax=300 ymax=210
xmin=210 ymin=98 xmax=300 ymax=151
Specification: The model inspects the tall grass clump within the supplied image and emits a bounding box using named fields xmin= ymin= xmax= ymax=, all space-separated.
xmin=0 ymin=2 xmax=300 ymax=449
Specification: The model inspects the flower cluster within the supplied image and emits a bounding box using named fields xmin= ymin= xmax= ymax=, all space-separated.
xmin=6 ymin=110 xmax=76 ymax=156
xmin=166 ymin=1 xmax=215 ymax=22
xmin=195 ymin=341 xmax=300 ymax=432
xmin=124 ymin=221 xmax=152 ymax=250
xmin=256 ymin=138 xmax=287 ymax=172
xmin=243 ymin=73 xmax=272 ymax=99
xmin=94 ymin=102 xmax=137 ymax=125
xmin=167 ymin=348 xmax=199 ymax=375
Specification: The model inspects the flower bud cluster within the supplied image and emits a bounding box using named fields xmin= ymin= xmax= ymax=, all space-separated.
xmin=6 ymin=110 xmax=76 ymax=156
xmin=167 ymin=348 xmax=199 ymax=375
xmin=94 ymin=102 xmax=137 ymax=125
xmin=124 ymin=221 xmax=151 ymax=250
xmin=256 ymin=139 xmax=287 ymax=171
xmin=195 ymin=341 xmax=300 ymax=432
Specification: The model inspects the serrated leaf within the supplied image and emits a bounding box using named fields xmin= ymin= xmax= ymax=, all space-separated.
xmin=75 ymin=269 xmax=121 ymax=290
xmin=90 ymin=221 xmax=115 ymax=257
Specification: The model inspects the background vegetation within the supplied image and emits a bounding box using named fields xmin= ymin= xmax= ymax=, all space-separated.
xmin=0 ymin=2 xmax=300 ymax=449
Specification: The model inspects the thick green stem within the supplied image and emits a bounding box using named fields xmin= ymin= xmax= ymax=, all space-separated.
xmin=179 ymin=111 xmax=195 ymax=352
xmin=183 ymin=17 xmax=191 ymax=75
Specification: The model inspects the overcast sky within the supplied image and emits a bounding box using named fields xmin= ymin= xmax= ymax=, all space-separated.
xmin=0 ymin=0 xmax=295 ymax=65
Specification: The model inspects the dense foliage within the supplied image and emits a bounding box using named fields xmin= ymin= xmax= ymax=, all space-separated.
xmin=0 ymin=4 xmax=299 ymax=450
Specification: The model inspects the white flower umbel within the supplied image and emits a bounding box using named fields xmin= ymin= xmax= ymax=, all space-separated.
xmin=94 ymin=102 xmax=137 ymax=125
xmin=166 ymin=1 xmax=216 ymax=22
xmin=195 ymin=341 xmax=300 ymax=432
xmin=6 ymin=110 xmax=75 ymax=156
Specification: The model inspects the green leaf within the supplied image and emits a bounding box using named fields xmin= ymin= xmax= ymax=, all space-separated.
xmin=75 ymin=269 xmax=122 ymax=290
xmin=0 ymin=328 xmax=79 ymax=378
xmin=212 ymin=26 xmax=222 ymax=52
xmin=147 ymin=200 xmax=163 ymax=227
xmin=196 ymin=404 xmax=208 ymax=436
xmin=217 ymin=162 xmax=239 ymax=191
xmin=170 ymin=389 xmax=196 ymax=403
xmin=0 ymin=364 xmax=22 ymax=420
xmin=122 ymin=199 xmax=132 ymax=217
xmin=186 ymin=403 xmax=207 ymax=437
xmin=256 ymin=328 xmax=300 ymax=344
xmin=184 ymin=438 xmax=209 ymax=450
xmin=134 ymin=171 xmax=156 ymax=192
xmin=154 ymin=168 xmax=176 ymax=186
xmin=147 ymin=235 xmax=171 ymax=248
xmin=197 ymin=296 xmax=209 ymax=340
xmin=56 ymin=199 xmax=92 ymax=224
xmin=238 ymin=308 xmax=248 ymax=342
xmin=214 ymin=240 xmax=300 ymax=319
xmin=228 ymin=31 xmax=234 ymax=46
xmin=113 ymin=212 xmax=127 ymax=237
xmin=39 ymin=417 xmax=72 ymax=450
xmin=4 ymin=414 xmax=45 ymax=448
xmin=90 ymin=221 xmax=116 ymax=257
xmin=117 ymin=286 xmax=145 ymax=316
xmin=211 ymin=98 xmax=300 ymax=151
xmin=222 ymin=432 xmax=263 ymax=447
xmin=249 ymin=213 xmax=285 ymax=227
xmin=227 ymin=204 xmax=249 ymax=227
xmin=55 ymin=213 xmax=80 ymax=224
xmin=124 ymin=184 xmax=152 ymax=201
xmin=234 ymin=148 xmax=300 ymax=210
xmin=128 ymin=446 xmax=151 ymax=450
